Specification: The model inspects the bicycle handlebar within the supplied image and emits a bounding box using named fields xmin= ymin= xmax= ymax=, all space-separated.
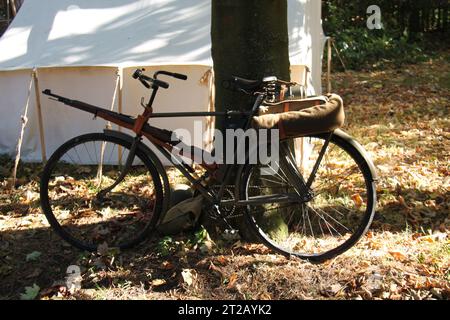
xmin=154 ymin=70 xmax=188 ymax=81
xmin=132 ymin=69 xmax=187 ymax=90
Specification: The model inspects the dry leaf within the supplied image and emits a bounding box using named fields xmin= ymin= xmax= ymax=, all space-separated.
xmin=368 ymin=240 xmax=382 ymax=250
xmin=151 ymin=279 xmax=166 ymax=287
xmin=226 ymin=273 xmax=238 ymax=289
xmin=181 ymin=269 xmax=196 ymax=287
xmin=259 ymin=293 xmax=272 ymax=300
xmin=216 ymin=255 xmax=229 ymax=266
xmin=397 ymin=195 xmax=411 ymax=209
xmin=351 ymin=194 xmax=364 ymax=208
xmin=160 ymin=261 xmax=174 ymax=270
xmin=389 ymin=251 xmax=407 ymax=261
xmin=418 ymin=235 xmax=435 ymax=243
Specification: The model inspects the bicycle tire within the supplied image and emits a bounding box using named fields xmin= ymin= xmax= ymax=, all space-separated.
xmin=238 ymin=132 xmax=376 ymax=263
xmin=40 ymin=133 xmax=164 ymax=251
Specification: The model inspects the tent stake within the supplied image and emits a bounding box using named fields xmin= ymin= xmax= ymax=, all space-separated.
xmin=33 ymin=70 xmax=47 ymax=162
xmin=10 ymin=72 xmax=33 ymax=189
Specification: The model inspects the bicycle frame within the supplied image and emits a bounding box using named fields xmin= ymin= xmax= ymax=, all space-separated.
xmin=43 ymin=87 xmax=279 ymax=205
xmin=42 ymin=78 xmax=315 ymax=209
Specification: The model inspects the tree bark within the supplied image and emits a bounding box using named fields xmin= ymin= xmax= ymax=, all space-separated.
xmin=209 ymin=0 xmax=291 ymax=241
xmin=211 ymin=0 xmax=290 ymax=131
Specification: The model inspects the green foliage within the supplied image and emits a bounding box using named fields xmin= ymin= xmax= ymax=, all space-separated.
xmin=20 ymin=284 xmax=40 ymax=300
xmin=25 ymin=251 xmax=42 ymax=262
xmin=188 ymin=226 xmax=209 ymax=247
xmin=332 ymin=28 xmax=428 ymax=70
xmin=323 ymin=0 xmax=449 ymax=70
xmin=156 ymin=236 xmax=175 ymax=257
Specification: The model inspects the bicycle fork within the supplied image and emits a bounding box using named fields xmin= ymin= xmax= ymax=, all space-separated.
xmin=96 ymin=136 xmax=140 ymax=200
xmin=277 ymin=132 xmax=333 ymax=203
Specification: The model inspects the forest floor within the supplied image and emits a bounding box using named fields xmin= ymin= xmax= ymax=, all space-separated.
xmin=0 ymin=50 xmax=449 ymax=300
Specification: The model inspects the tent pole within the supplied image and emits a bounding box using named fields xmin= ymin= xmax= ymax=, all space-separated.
xmin=97 ymin=71 xmax=120 ymax=182
xmin=117 ymin=68 xmax=123 ymax=165
xmin=106 ymin=72 xmax=120 ymax=129
xmin=32 ymin=69 xmax=47 ymax=162
xmin=10 ymin=72 xmax=33 ymax=189
xmin=327 ymin=37 xmax=332 ymax=94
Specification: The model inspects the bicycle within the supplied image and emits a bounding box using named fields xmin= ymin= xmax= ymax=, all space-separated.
xmin=40 ymin=69 xmax=377 ymax=263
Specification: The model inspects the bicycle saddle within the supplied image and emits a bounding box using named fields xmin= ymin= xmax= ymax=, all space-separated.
xmin=225 ymin=76 xmax=262 ymax=92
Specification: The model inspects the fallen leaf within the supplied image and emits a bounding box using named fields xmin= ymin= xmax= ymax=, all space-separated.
xmin=25 ymin=190 xmax=39 ymax=203
xmin=181 ymin=269 xmax=196 ymax=287
xmin=226 ymin=273 xmax=238 ymax=289
xmin=397 ymin=195 xmax=411 ymax=209
xmin=160 ymin=261 xmax=174 ymax=270
xmin=389 ymin=251 xmax=407 ymax=261
xmin=368 ymin=240 xmax=382 ymax=250
xmin=259 ymin=293 xmax=272 ymax=300
xmin=351 ymin=194 xmax=364 ymax=208
xmin=151 ymin=279 xmax=166 ymax=287
xmin=418 ymin=235 xmax=435 ymax=243
xmin=216 ymin=255 xmax=229 ymax=266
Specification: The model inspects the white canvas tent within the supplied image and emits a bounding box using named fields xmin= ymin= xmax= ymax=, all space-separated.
xmin=0 ymin=0 xmax=324 ymax=165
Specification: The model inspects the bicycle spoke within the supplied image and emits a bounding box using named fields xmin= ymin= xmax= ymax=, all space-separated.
xmin=42 ymin=134 xmax=161 ymax=251
xmin=315 ymin=206 xmax=352 ymax=234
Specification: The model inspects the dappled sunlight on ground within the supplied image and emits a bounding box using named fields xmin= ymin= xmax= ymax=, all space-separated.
xmin=1 ymin=51 xmax=449 ymax=300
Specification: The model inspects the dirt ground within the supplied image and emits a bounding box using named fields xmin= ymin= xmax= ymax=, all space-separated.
xmin=0 ymin=51 xmax=449 ymax=300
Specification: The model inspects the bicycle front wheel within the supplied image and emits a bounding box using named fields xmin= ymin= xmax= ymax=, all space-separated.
xmin=239 ymin=132 xmax=376 ymax=263
xmin=40 ymin=133 xmax=164 ymax=251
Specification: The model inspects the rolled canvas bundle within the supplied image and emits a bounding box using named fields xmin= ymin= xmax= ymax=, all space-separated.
xmin=254 ymin=93 xmax=345 ymax=138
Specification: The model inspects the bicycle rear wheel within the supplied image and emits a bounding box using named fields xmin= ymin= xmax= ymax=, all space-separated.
xmin=40 ymin=133 xmax=164 ymax=251
xmin=239 ymin=132 xmax=376 ymax=263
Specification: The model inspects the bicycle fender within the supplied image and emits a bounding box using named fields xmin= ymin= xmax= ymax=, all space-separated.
xmin=332 ymin=129 xmax=378 ymax=181
xmin=103 ymin=129 xmax=171 ymax=211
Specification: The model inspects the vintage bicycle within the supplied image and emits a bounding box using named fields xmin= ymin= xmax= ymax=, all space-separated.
xmin=40 ymin=69 xmax=377 ymax=263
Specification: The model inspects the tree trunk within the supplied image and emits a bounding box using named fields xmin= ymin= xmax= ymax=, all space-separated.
xmin=444 ymin=2 xmax=449 ymax=31
xmin=211 ymin=0 xmax=290 ymax=131
xmin=209 ymin=0 xmax=291 ymax=241
xmin=408 ymin=1 xmax=421 ymax=41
